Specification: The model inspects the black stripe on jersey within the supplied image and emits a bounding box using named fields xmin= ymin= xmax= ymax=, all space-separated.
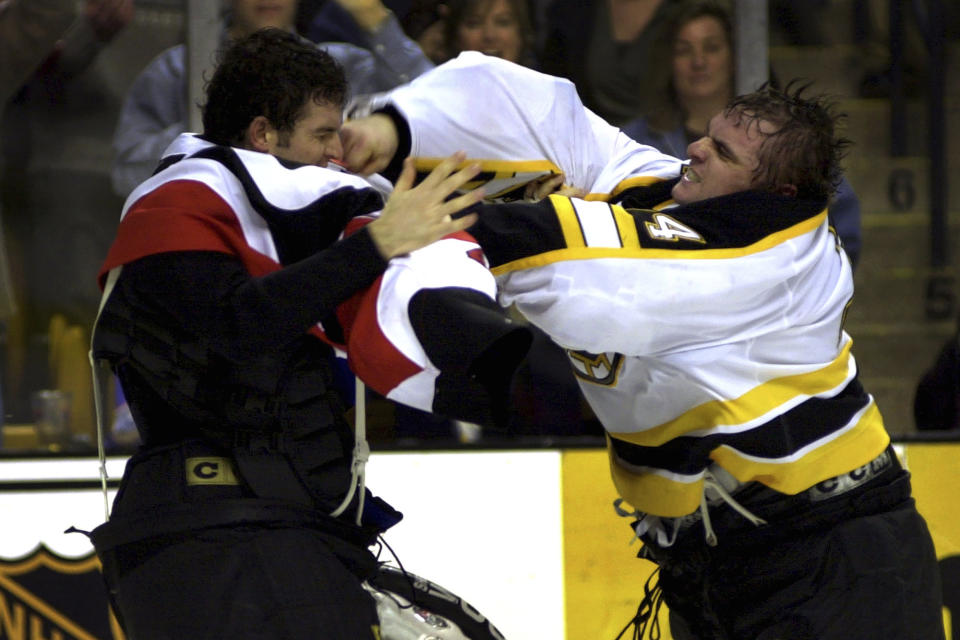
xmin=192 ymin=146 xmax=384 ymax=264
xmin=153 ymin=153 xmax=186 ymax=176
xmin=614 ymin=178 xmax=679 ymax=209
xmin=623 ymin=190 xmax=827 ymax=251
xmin=468 ymin=199 xmax=567 ymax=268
xmin=609 ymin=376 xmax=872 ymax=476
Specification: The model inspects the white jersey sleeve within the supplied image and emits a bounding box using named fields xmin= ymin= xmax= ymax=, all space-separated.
xmin=362 ymin=52 xmax=684 ymax=199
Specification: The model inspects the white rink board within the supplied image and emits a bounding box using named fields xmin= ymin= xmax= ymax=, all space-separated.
xmin=365 ymin=450 xmax=566 ymax=640
xmin=0 ymin=457 xmax=124 ymax=559
xmin=0 ymin=451 xmax=565 ymax=640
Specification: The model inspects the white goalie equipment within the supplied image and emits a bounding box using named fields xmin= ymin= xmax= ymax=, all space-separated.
xmin=366 ymin=565 xmax=506 ymax=640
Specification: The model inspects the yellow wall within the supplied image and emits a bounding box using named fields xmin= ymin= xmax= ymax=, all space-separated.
xmin=561 ymin=443 xmax=960 ymax=640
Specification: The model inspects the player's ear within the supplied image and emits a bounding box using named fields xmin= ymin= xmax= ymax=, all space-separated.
xmin=775 ymin=183 xmax=798 ymax=198
xmin=246 ymin=116 xmax=275 ymax=153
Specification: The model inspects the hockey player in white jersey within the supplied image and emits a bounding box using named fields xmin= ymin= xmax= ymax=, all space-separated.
xmin=340 ymin=53 xmax=945 ymax=640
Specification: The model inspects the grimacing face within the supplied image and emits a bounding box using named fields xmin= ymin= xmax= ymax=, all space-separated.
xmin=672 ymin=108 xmax=777 ymax=205
xmin=266 ymin=100 xmax=343 ymax=167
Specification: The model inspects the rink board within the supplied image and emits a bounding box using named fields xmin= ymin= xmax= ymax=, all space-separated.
xmin=0 ymin=443 xmax=957 ymax=639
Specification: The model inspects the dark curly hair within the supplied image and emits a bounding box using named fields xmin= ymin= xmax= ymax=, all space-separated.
xmin=201 ymin=28 xmax=347 ymax=147
xmin=726 ymin=80 xmax=851 ymax=202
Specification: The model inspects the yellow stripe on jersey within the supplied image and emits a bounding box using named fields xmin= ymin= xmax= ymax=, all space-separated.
xmin=412 ymin=157 xmax=562 ymax=200
xmin=549 ymin=194 xmax=586 ymax=248
xmin=611 ymin=339 xmax=856 ymax=447
xmin=611 ymin=205 xmax=640 ymax=248
xmin=607 ymin=439 xmax=705 ymax=517
xmin=412 ymin=157 xmax=560 ymax=178
xmin=608 ymin=403 xmax=889 ymax=517
xmin=711 ymin=402 xmax=890 ymax=495
xmin=491 ymin=205 xmax=828 ymax=276
xmin=583 ymin=175 xmax=671 ymax=202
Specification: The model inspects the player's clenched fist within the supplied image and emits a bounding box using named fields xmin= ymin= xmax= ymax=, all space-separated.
xmin=339 ymin=114 xmax=400 ymax=176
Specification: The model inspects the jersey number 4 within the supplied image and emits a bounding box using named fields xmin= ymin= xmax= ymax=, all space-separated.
xmin=643 ymin=213 xmax=705 ymax=244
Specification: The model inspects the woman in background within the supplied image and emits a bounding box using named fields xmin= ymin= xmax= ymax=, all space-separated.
xmin=621 ymin=0 xmax=730 ymax=157
xmin=442 ymin=0 xmax=536 ymax=67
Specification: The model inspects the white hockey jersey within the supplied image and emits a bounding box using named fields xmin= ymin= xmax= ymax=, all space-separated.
xmin=355 ymin=53 xmax=891 ymax=519
xmin=472 ymin=191 xmax=888 ymax=518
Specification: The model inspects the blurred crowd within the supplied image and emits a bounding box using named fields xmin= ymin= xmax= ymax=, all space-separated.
xmin=0 ymin=0 xmax=957 ymax=448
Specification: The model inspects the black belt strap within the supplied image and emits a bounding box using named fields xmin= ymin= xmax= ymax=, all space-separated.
xmin=89 ymin=498 xmax=375 ymax=553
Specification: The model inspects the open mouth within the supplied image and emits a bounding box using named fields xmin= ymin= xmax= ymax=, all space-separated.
xmin=681 ymin=165 xmax=700 ymax=183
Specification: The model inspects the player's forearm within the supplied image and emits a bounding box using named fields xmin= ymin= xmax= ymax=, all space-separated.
xmin=119 ymin=230 xmax=387 ymax=361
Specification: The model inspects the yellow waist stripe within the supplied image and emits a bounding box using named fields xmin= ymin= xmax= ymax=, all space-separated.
xmin=711 ymin=403 xmax=890 ymax=495
xmin=611 ymin=339 xmax=855 ymax=448
xmin=610 ymin=403 xmax=889 ymax=518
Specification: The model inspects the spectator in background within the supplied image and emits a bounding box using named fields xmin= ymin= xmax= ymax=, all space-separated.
xmin=441 ymin=0 xmax=536 ymax=67
xmin=621 ymin=0 xmax=862 ymax=268
xmin=0 ymin=0 xmax=131 ymax=421
xmin=540 ymin=0 xmax=676 ymax=125
xmin=0 ymin=0 xmax=76 ymax=104
xmin=305 ymin=0 xmax=408 ymax=46
xmin=313 ymin=0 xmax=539 ymax=68
xmin=0 ymin=0 xmax=78 ymax=429
xmin=399 ymin=0 xmax=449 ymax=63
xmin=111 ymin=0 xmax=432 ymax=197
xmin=0 ymin=0 xmax=78 ymax=321
xmin=621 ymin=0 xmax=731 ymax=157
